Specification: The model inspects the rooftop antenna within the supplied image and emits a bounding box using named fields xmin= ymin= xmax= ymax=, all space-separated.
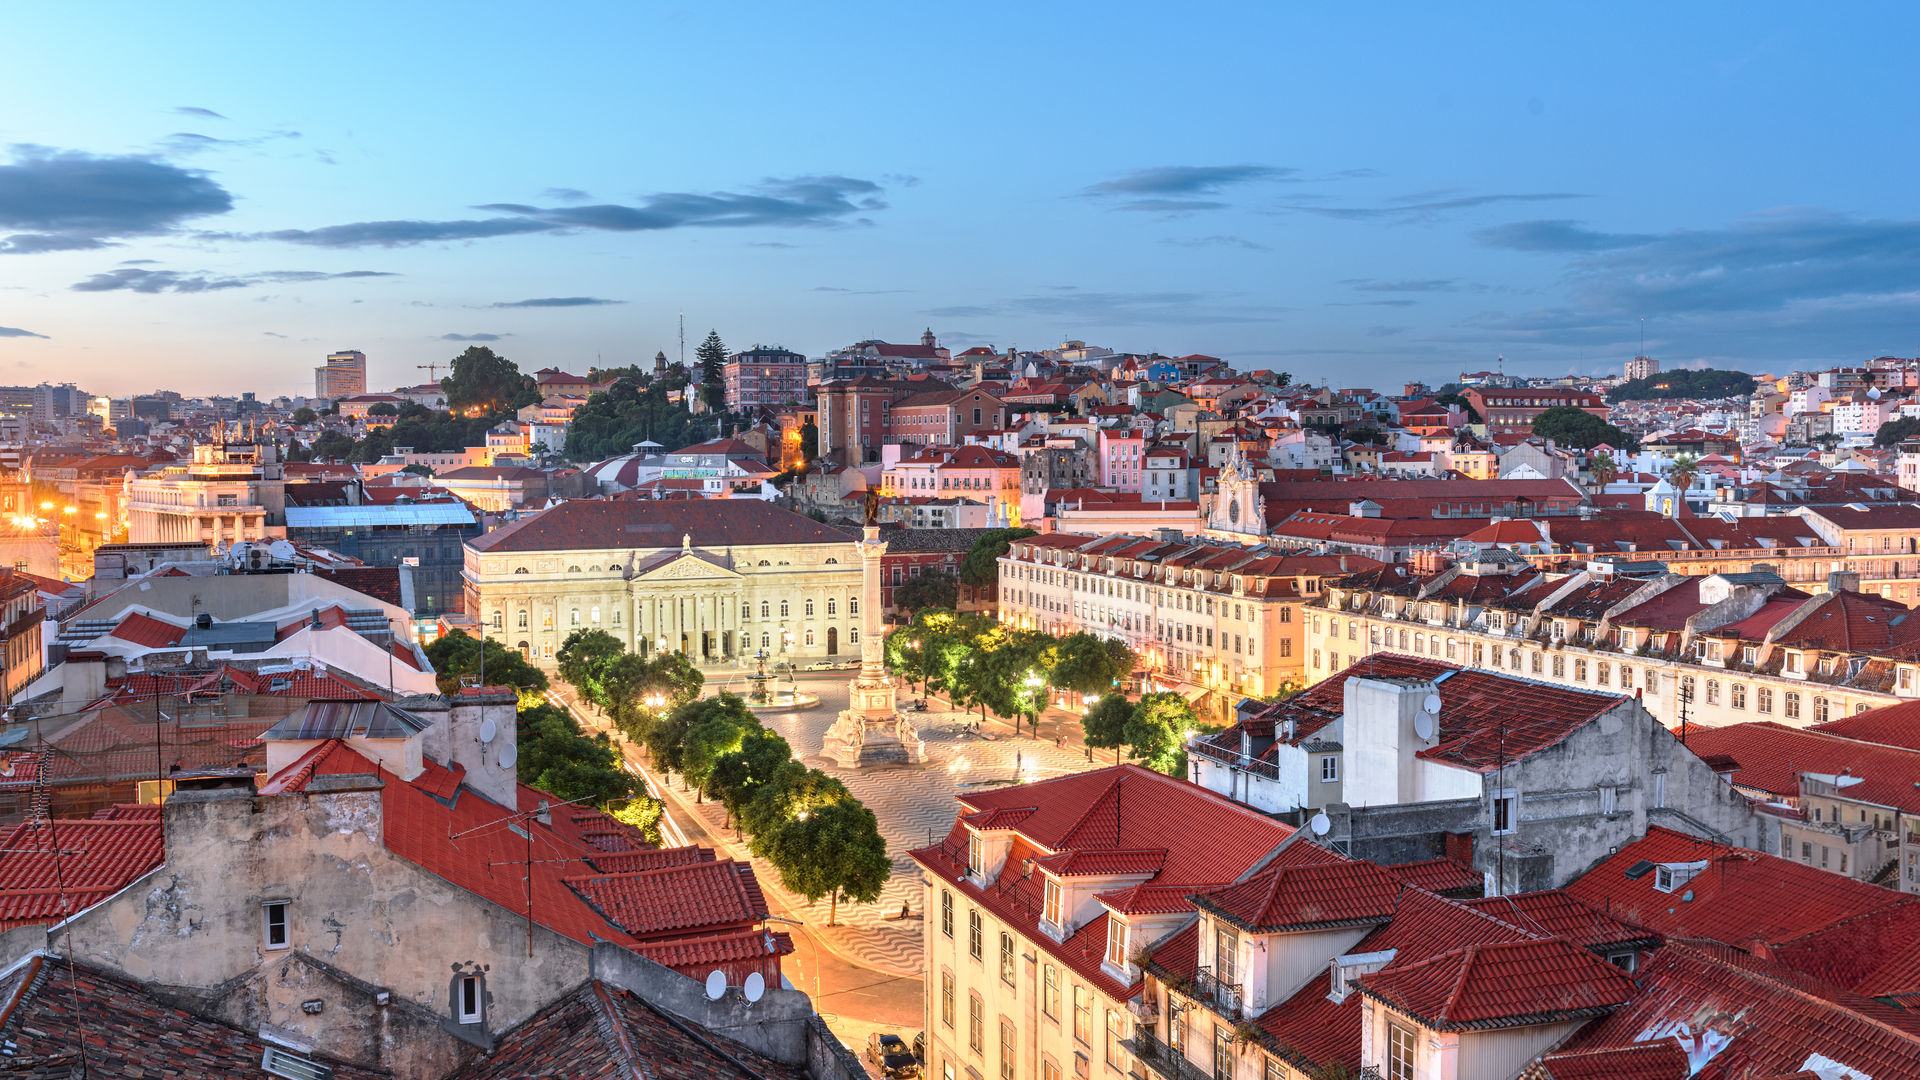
xmin=679 ymin=312 xmax=686 ymax=372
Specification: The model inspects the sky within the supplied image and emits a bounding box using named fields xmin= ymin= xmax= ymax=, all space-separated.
xmin=0 ymin=3 xmax=1916 ymax=397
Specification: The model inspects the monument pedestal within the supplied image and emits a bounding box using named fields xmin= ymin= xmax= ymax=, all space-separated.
xmin=820 ymin=524 xmax=926 ymax=768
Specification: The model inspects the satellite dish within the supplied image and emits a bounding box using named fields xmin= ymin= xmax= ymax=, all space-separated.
xmin=704 ymin=970 xmax=727 ymax=1000
xmin=498 ymin=744 xmax=517 ymax=769
xmin=1422 ymin=694 xmax=1442 ymax=715
xmin=743 ymin=972 xmax=765 ymax=1002
xmin=478 ymin=717 xmax=497 ymax=743
xmin=1413 ymin=713 xmax=1436 ymax=741
xmin=1308 ymin=812 xmax=1330 ymax=837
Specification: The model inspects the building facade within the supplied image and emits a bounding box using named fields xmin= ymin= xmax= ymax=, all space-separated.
xmin=464 ymin=500 xmax=863 ymax=665
xmin=315 ymin=349 xmax=369 ymax=399
xmin=125 ymin=440 xmax=287 ymax=546
xmin=1462 ymin=387 xmax=1608 ymax=436
xmin=723 ymin=347 xmax=808 ymax=409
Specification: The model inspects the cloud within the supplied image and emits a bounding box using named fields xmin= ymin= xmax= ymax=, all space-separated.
xmin=749 ymin=241 xmax=798 ymax=249
xmin=1160 ymin=235 xmax=1270 ymax=251
xmin=1367 ymin=325 xmax=1406 ymax=337
xmin=0 ymin=325 xmax=46 ymax=339
xmin=0 ymin=146 xmax=233 ymax=253
xmin=70 ymin=267 xmax=396 ymax=293
xmin=262 ymin=331 xmax=287 ymax=338
xmin=175 ymin=107 xmax=226 ymax=119
xmin=488 ymin=296 xmax=623 ymax=308
xmin=1279 ymin=192 xmax=1585 ymax=222
xmin=118 ymin=258 xmax=160 ymax=265
xmin=441 ymin=332 xmax=507 ymax=341
xmin=541 ymin=187 xmax=591 ymax=202
xmin=255 ymin=175 xmax=889 ymax=248
xmin=1474 ymin=219 xmax=1653 ymax=252
xmin=1330 ymin=298 xmax=1420 ymax=308
xmin=813 ymin=285 xmax=912 ymax=295
xmin=1346 ymin=278 xmax=1459 ymax=292
xmin=1086 ymin=165 xmax=1292 ymax=197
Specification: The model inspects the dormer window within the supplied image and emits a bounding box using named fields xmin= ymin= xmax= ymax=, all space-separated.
xmin=1105 ymin=917 xmax=1129 ymax=969
xmin=1043 ymin=877 xmax=1063 ymax=926
xmin=968 ymin=832 xmax=983 ymax=878
xmin=1652 ymin=860 xmax=1708 ymax=893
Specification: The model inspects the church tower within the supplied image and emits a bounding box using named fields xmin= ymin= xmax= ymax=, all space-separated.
xmin=921 ymin=327 xmax=937 ymax=349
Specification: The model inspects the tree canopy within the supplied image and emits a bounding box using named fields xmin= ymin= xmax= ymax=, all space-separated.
xmin=564 ymin=374 xmax=710 ymax=459
xmin=1607 ymin=369 xmax=1757 ymax=403
xmin=1530 ymin=406 xmax=1638 ymax=451
xmin=696 ymin=330 xmax=727 ymax=386
xmin=893 ymin=570 xmax=958 ymax=616
xmin=959 ymin=527 xmax=1038 ymax=587
xmin=290 ymin=406 xmax=317 ymax=425
xmin=514 ymin=703 xmax=639 ymax=806
xmin=423 ymin=630 xmax=549 ymax=705
xmin=1874 ymin=416 xmax=1920 ymax=447
xmin=441 ymin=346 xmax=539 ymax=415
xmin=758 ymin=799 xmax=890 ymax=926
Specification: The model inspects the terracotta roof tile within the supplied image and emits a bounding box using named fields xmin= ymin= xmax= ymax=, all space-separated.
xmin=1536 ymin=1039 xmax=1691 ymax=1080
xmin=470 ymin=499 xmax=854 ymax=553
xmin=565 ymin=859 xmax=768 ymax=940
xmin=1385 ymin=858 xmax=1482 ymax=896
xmin=1358 ymin=938 xmax=1636 ymax=1030
xmin=1192 ymin=857 xmax=1400 ymax=932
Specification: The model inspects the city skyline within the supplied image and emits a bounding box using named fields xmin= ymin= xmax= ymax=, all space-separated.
xmin=2 ymin=4 xmax=1917 ymax=395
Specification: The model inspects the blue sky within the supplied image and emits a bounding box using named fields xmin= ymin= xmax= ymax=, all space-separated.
xmin=1 ymin=3 xmax=1916 ymax=396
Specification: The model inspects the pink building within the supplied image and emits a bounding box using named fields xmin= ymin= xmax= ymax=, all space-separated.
xmin=1098 ymin=427 xmax=1145 ymax=492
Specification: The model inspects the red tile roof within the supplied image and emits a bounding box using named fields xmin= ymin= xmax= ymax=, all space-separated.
xmin=0 ymin=817 xmax=164 ymax=929
xmin=1385 ymin=858 xmax=1482 ymax=896
xmin=564 ymin=859 xmax=768 ymax=941
xmin=1551 ymin=943 xmax=1920 ymax=1080
xmin=1682 ymin=720 xmax=1920 ymax=813
xmin=1768 ymin=899 xmax=1920 ymax=1000
xmin=1813 ymin=700 xmax=1920 ymax=751
xmin=469 ymin=498 xmax=853 ymax=553
xmin=1462 ymin=890 xmax=1657 ymax=952
xmin=1562 ymin=827 xmax=1905 ymax=948
xmin=107 ymin=612 xmax=185 ymax=647
xmin=1358 ymin=938 xmax=1636 ymax=1030
xmin=1536 ymin=1039 xmax=1691 ymax=1080
xmin=1192 ymin=857 xmax=1400 ymax=932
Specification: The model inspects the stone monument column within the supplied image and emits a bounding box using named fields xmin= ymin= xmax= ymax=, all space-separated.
xmin=822 ymin=524 xmax=924 ymax=767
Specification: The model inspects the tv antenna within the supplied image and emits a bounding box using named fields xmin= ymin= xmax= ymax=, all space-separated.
xmin=679 ymin=312 xmax=686 ymax=371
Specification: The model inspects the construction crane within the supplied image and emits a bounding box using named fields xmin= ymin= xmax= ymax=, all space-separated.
xmin=417 ymin=361 xmax=443 ymax=383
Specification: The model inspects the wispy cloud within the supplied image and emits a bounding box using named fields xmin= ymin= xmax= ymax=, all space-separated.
xmin=70 ymin=267 xmax=395 ymax=293
xmin=0 ymin=146 xmax=233 ymax=253
xmin=0 ymin=325 xmax=47 ymax=339
xmin=1160 ymin=235 xmax=1270 ymax=251
xmin=926 ymin=288 xmax=1285 ymax=325
xmin=1474 ymin=219 xmax=1653 ymax=252
xmin=441 ymin=332 xmax=507 ymax=341
xmin=1345 ymin=278 xmax=1460 ymax=293
xmin=1084 ymin=165 xmax=1290 ymax=213
xmin=488 ymin=296 xmax=623 ymax=308
xmin=813 ymin=285 xmax=912 ymax=295
xmin=254 ymin=175 xmax=889 ymax=248
xmin=174 ymin=106 xmax=226 ymax=119
xmin=1280 ymin=192 xmax=1585 ymax=222
xmin=541 ymin=187 xmax=591 ymax=202
xmin=158 ymin=128 xmax=301 ymax=157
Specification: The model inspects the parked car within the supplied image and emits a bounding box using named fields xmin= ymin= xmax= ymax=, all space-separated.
xmin=804 ymin=659 xmax=839 ymax=671
xmin=865 ymin=1032 xmax=919 ymax=1078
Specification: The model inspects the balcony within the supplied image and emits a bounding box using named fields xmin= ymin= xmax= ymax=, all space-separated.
xmin=1125 ymin=1030 xmax=1212 ymax=1080
xmin=1193 ymin=966 xmax=1244 ymax=1019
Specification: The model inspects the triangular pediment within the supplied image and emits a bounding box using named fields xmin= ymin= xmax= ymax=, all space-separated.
xmin=630 ymin=551 xmax=743 ymax=583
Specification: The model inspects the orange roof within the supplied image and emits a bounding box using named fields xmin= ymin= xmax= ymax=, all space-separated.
xmin=0 ymin=817 xmax=164 ymax=930
xmin=1359 ymin=938 xmax=1636 ymax=1030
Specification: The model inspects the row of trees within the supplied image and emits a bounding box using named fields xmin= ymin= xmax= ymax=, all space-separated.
xmin=1081 ymin=692 xmax=1215 ymax=776
xmin=554 ymin=629 xmax=888 ymax=925
xmin=885 ymin=608 xmax=1135 ymax=737
xmin=421 ymin=631 xmax=658 ymax=839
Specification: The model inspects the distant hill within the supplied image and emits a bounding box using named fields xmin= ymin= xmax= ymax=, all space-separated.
xmin=1607 ymin=369 xmax=1757 ymax=402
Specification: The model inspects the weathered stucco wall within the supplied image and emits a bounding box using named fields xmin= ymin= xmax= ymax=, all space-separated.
xmin=62 ymin=780 xmax=590 ymax=1076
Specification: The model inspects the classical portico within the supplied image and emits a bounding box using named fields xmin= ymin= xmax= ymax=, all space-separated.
xmin=462 ymin=500 xmax=863 ymax=667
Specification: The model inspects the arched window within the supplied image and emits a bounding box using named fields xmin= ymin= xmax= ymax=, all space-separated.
xmin=568 ymin=565 xmax=582 ymax=573
xmin=827 ymin=598 xmax=837 ymax=616
xmin=758 ymin=560 xmax=770 ymax=567
xmin=780 ymin=601 xmax=790 ymax=618
xmin=849 ymin=599 xmax=859 ymax=616
xmin=569 ymin=608 xmax=580 ymax=626
xmin=517 ymin=611 xmax=529 ymax=629
xmin=542 ymin=611 xmax=554 ymax=629
xmin=761 ymin=632 xmax=771 ymax=649
xmin=825 ymin=558 xmax=838 ymax=564
xmin=490 ymin=611 xmax=503 ymax=629
xmin=514 ymin=567 xmax=529 ymax=575
xmin=805 ymin=599 xmax=815 ymax=617
xmin=516 ymin=640 xmax=530 ymax=657
xmin=608 ymin=565 xmax=620 ymax=571
xmin=761 ymin=601 xmax=770 ymax=619
xmin=805 ymin=629 xmax=816 ymax=646
xmin=590 ymin=605 xmax=600 ymax=624
xmin=612 ymin=609 xmax=621 ymax=626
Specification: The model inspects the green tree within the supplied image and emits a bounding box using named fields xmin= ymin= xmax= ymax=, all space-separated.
xmin=1124 ymin=692 xmax=1206 ymax=776
xmin=706 ymin=727 xmax=793 ymax=831
xmin=643 ymin=701 xmax=693 ymax=781
xmin=564 ymin=375 xmax=702 ymax=459
xmin=424 ymin=630 xmax=549 ymax=704
xmin=514 ymin=703 xmax=637 ymax=806
xmin=696 ymin=330 xmax=728 ymax=386
xmin=441 ymin=345 xmax=537 ymax=416
xmin=1432 ymin=392 xmax=1481 ymax=423
xmin=400 ymin=463 xmax=435 ymax=477
xmin=557 ymin=629 xmax=625 ymax=706
xmin=1667 ymin=454 xmax=1701 ymax=495
xmin=368 ymin=401 xmax=399 ymax=416
xmin=743 ymin=765 xmax=849 ymax=851
xmin=610 ymin=796 xmax=665 ymax=847
xmin=894 ymin=570 xmax=959 ymax=616
xmin=1530 ymin=406 xmax=1638 ymax=451
xmin=678 ymin=694 xmax=760 ymax=802
xmin=1048 ymin=633 xmax=1135 ymax=699
xmin=959 ymin=528 xmax=1038 ymax=587
xmin=290 ymin=406 xmax=317 ymax=425
xmin=309 ymin=430 xmax=356 ymax=461
xmin=799 ymin=418 xmax=819 ymax=462
xmin=1589 ymin=450 xmax=1619 ymax=491
xmin=1081 ymin=694 xmax=1134 ymax=764
xmin=760 ymin=798 xmax=891 ymax=926
xmin=1607 ymin=368 xmax=1757 ymax=403
xmin=1874 ymin=416 xmax=1920 ymax=447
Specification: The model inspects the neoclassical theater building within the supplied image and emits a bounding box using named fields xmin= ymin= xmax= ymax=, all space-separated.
xmin=463 ymin=500 xmax=864 ymax=666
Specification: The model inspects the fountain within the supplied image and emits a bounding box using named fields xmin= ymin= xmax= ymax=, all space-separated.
xmin=822 ymin=523 xmax=926 ymax=767
xmin=740 ymin=649 xmax=819 ymax=712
